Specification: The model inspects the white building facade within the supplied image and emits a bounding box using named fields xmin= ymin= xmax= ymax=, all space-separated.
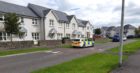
xmin=0 ymin=1 xmax=94 ymax=41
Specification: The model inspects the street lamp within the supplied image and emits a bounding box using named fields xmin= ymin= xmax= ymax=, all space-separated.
xmin=119 ymin=0 xmax=125 ymax=66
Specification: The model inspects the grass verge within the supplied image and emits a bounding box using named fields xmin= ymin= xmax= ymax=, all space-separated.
xmin=95 ymin=38 xmax=111 ymax=44
xmin=0 ymin=48 xmax=49 ymax=56
xmin=32 ymin=39 xmax=140 ymax=73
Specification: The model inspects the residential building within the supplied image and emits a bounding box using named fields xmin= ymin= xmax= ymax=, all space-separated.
xmin=124 ymin=24 xmax=136 ymax=37
xmin=106 ymin=26 xmax=116 ymax=38
xmin=101 ymin=27 xmax=108 ymax=38
xmin=0 ymin=1 xmax=94 ymax=41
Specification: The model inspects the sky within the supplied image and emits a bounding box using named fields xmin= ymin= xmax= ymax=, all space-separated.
xmin=1 ymin=0 xmax=140 ymax=28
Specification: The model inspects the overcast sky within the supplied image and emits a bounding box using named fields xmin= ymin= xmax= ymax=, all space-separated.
xmin=1 ymin=0 xmax=140 ymax=28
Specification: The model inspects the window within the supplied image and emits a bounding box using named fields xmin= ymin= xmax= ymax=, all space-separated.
xmin=0 ymin=14 xmax=4 ymax=21
xmin=32 ymin=33 xmax=39 ymax=40
xmin=66 ymin=23 xmax=69 ymax=28
xmin=66 ymin=34 xmax=70 ymax=37
xmin=60 ymin=33 xmax=63 ymax=38
xmin=82 ymin=27 xmax=84 ymax=30
xmin=32 ymin=19 xmax=38 ymax=25
xmin=72 ymin=23 xmax=76 ymax=29
xmin=0 ymin=32 xmax=9 ymax=41
xmin=49 ymin=19 xmax=54 ymax=26
xmin=57 ymin=33 xmax=63 ymax=39
xmin=21 ymin=17 xmax=24 ymax=23
xmin=59 ymin=22 xmax=63 ymax=27
xmin=87 ymin=27 xmax=89 ymax=30
xmin=19 ymin=33 xmax=26 ymax=39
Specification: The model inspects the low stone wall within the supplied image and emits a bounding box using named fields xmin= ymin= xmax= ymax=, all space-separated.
xmin=39 ymin=39 xmax=71 ymax=48
xmin=0 ymin=41 xmax=34 ymax=50
xmin=0 ymin=40 xmax=72 ymax=50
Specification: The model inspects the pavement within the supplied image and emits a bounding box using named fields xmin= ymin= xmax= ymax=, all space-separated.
xmin=112 ymin=49 xmax=140 ymax=73
xmin=0 ymin=40 xmax=135 ymax=73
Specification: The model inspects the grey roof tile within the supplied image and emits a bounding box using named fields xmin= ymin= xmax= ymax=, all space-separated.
xmin=0 ymin=1 xmax=37 ymax=17
xmin=67 ymin=15 xmax=74 ymax=22
xmin=124 ymin=24 xmax=136 ymax=29
xmin=28 ymin=3 xmax=51 ymax=17
xmin=77 ymin=19 xmax=87 ymax=27
xmin=52 ymin=10 xmax=69 ymax=23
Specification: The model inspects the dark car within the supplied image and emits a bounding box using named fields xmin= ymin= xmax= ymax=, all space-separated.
xmin=112 ymin=35 xmax=120 ymax=42
xmin=112 ymin=35 xmax=127 ymax=42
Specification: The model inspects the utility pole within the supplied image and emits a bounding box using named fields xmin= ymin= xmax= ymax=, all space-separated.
xmin=119 ymin=0 xmax=125 ymax=66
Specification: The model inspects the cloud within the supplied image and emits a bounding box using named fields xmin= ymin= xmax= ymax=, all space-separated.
xmin=0 ymin=0 xmax=140 ymax=28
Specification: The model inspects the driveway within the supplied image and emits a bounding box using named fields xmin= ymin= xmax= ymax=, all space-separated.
xmin=0 ymin=39 xmax=135 ymax=73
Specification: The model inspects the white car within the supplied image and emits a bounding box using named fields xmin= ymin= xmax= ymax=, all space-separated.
xmin=72 ymin=38 xmax=94 ymax=47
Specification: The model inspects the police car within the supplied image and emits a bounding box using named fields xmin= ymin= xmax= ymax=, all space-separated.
xmin=72 ymin=38 xmax=94 ymax=47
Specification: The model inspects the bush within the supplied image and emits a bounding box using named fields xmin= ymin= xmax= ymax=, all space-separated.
xmin=62 ymin=37 xmax=70 ymax=44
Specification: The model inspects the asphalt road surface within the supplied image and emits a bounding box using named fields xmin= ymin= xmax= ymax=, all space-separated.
xmin=0 ymin=40 xmax=135 ymax=73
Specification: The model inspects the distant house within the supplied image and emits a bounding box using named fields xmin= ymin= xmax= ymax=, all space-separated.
xmin=106 ymin=26 xmax=116 ymax=38
xmin=101 ymin=27 xmax=108 ymax=38
xmin=124 ymin=24 xmax=136 ymax=37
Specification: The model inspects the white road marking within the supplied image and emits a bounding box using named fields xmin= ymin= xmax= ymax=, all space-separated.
xmin=52 ymin=51 xmax=61 ymax=54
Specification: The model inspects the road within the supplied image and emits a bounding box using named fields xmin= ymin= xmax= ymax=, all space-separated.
xmin=0 ymin=40 xmax=135 ymax=73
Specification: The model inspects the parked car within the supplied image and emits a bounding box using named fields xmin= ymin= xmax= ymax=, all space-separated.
xmin=127 ymin=35 xmax=135 ymax=39
xmin=72 ymin=38 xmax=94 ymax=48
xmin=112 ymin=35 xmax=127 ymax=42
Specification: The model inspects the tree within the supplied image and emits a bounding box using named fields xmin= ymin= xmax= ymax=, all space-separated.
xmin=135 ymin=26 xmax=140 ymax=37
xmin=94 ymin=28 xmax=101 ymax=35
xmin=4 ymin=13 xmax=21 ymax=42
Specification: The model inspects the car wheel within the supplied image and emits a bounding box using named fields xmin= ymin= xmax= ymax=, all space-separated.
xmin=92 ymin=44 xmax=94 ymax=47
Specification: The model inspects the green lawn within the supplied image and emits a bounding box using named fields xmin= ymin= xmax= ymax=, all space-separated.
xmin=32 ymin=39 xmax=140 ymax=73
xmin=0 ymin=48 xmax=49 ymax=56
xmin=111 ymin=39 xmax=140 ymax=54
xmin=95 ymin=38 xmax=111 ymax=44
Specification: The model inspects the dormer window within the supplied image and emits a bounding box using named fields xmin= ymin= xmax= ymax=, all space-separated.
xmin=32 ymin=18 xmax=38 ymax=25
xmin=0 ymin=14 xmax=4 ymax=21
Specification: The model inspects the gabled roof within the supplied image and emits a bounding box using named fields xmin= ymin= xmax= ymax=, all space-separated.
xmin=101 ymin=27 xmax=108 ymax=31
xmin=107 ymin=26 xmax=116 ymax=31
xmin=67 ymin=15 xmax=74 ymax=22
xmin=28 ymin=3 xmax=51 ymax=17
xmin=124 ymin=24 xmax=136 ymax=29
xmin=77 ymin=19 xmax=91 ymax=27
xmin=52 ymin=10 xmax=69 ymax=23
xmin=0 ymin=1 xmax=37 ymax=17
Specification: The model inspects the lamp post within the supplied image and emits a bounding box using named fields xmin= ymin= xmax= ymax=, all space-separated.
xmin=119 ymin=0 xmax=125 ymax=66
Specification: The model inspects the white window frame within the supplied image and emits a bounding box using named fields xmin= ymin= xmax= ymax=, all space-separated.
xmin=59 ymin=22 xmax=63 ymax=28
xmin=49 ymin=19 xmax=54 ymax=27
xmin=32 ymin=33 xmax=39 ymax=40
xmin=0 ymin=32 xmax=9 ymax=41
xmin=83 ymin=27 xmax=85 ymax=30
xmin=72 ymin=23 xmax=76 ymax=29
xmin=66 ymin=23 xmax=69 ymax=29
xmin=32 ymin=18 xmax=38 ymax=25
xmin=66 ymin=34 xmax=70 ymax=37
